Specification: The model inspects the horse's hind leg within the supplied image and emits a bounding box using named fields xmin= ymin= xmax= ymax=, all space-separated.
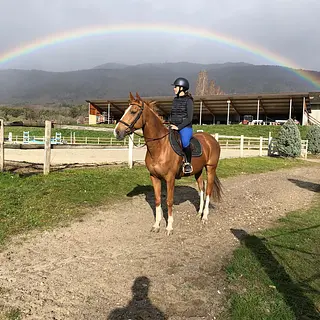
xmin=202 ymin=165 xmax=217 ymax=223
xmin=165 ymin=177 xmax=175 ymax=236
xmin=150 ymin=175 xmax=163 ymax=232
xmin=195 ymin=170 xmax=205 ymax=217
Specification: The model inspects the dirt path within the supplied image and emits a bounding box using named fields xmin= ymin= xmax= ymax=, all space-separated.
xmin=0 ymin=166 xmax=319 ymax=319
xmin=4 ymin=147 xmax=267 ymax=165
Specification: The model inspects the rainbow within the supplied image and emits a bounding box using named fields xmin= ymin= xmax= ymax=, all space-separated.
xmin=0 ymin=23 xmax=319 ymax=89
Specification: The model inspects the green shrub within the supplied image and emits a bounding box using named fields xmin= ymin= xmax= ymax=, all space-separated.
xmin=306 ymin=125 xmax=320 ymax=154
xmin=277 ymin=119 xmax=301 ymax=157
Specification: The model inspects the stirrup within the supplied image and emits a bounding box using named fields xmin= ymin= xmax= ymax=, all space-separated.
xmin=183 ymin=162 xmax=193 ymax=174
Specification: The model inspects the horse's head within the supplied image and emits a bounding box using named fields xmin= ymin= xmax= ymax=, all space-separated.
xmin=114 ymin=92 xmax=146 ymax=140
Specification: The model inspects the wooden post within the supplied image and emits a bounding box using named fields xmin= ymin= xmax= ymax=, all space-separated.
xmin=107 ymin=103 xmax=111 ymax=124
xmin=199 ymin=101 xmax=203 ymax=125
xmin=128 ymin=133 xmax=134 ymax=168
xmin=289 ymin=98 xmax=292 ymax=119
xmin=0 ymin=119 xmax=4 ymax=171
xmin=240 ymin=135 xmax=244 ymax=158
xmin=227 ymin=100 xmax=231 ymax=125
xmin=43 ymin=120 xmax=51 ymax=175
xmin=215 ymin=133 xmax=219 ymax=141
xmin=257 ymin=99 xmax=260 ymax=122
xmin=302 ymin=96 xmax=307 ymax=125
xmin=268 ymin=131 xmax=272 ymax=147
xmin=259 ymin=136 xmax=263 ymax=156
xmin=305 ymin=140 xmax=308 ymax=159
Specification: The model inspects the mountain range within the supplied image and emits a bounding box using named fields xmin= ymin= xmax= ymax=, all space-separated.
xmin=0 ymin=62 xmax=319 ymax=105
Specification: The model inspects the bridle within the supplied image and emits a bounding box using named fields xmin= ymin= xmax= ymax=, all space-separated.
xmin=118 ymin=101 xmax=145 ymax=135
xmin=117 ymin=101 xmax=169 ymax=146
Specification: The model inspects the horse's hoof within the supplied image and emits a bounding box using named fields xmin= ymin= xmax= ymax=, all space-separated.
xmin=151 ymin=227 xmax=160 ymax=233
xmin=196 ymin=212 xmax=203 ymax=219
xmin=166 ymin=229 xmax=173 ymax=236
xmin=201 ymin=218 xmax=208 ymax=225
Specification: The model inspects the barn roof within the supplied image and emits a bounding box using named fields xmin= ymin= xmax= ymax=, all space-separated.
xmin=86 ymin=92 xmax=312 ymax=119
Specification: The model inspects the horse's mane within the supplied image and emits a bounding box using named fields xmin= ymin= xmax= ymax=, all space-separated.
xmin=141 ymin=99 xmax=165 ymax=122
xmin=130 ymin=92 xmax=166 ymax=123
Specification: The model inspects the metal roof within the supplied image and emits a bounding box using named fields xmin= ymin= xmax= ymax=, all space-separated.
xmin=86 ymin=92 xmax=312 ymax=119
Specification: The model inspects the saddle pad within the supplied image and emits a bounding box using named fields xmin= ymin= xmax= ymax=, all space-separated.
xmin=169 ymin=128 xmax=202 ymax=157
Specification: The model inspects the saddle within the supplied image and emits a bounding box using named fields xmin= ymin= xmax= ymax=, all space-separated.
xmin=169 ymin=128 xmax=202 ymax=158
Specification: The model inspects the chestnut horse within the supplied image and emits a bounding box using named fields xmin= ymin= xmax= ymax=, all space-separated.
xmin=114 ymin=92 xmax=222 ymax=235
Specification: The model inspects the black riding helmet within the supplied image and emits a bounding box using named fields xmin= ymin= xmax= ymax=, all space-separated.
xmin=171 ymin=77 xmax=189 ymax=91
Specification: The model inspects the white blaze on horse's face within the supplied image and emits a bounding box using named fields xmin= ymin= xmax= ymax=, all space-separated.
xmin=114 ymin=103 xmax=142 ymax=140
xmin=114 ymin=104 xmax=132 ymax=138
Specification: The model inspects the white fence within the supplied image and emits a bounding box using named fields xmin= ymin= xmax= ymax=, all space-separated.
xmin=0 ymin=121 xmax=310 ymax=174
xmin=7 ymin=133 xmax=145 ymax=147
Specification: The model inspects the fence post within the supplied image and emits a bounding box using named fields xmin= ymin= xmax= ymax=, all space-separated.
xmin=259 ymin=136 xmax=263 ymax=156
xmin=43 ymin=120 xmax=51 ymax=175
xmin=268 ymin=131 xmax=272 ymax=148
xmin=128 ymin=133 xmax=134 ymax=168
xmin=240 ymin=135 xmax=244 ymax=157
xmin=0 ymin=119 xmax=4 ymax=172
xmin=304 ymin=140 xmax=308 ymax=159
xmin=215 ymin=133 xmax=219 ymax=142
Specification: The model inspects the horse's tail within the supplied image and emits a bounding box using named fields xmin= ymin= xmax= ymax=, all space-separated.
xmin=212 ymin=174 xmax=223 ymax=202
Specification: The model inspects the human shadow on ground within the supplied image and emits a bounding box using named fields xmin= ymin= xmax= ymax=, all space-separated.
xmin=107 ymin=276 xmax=168 ymax=320
xmin=230 ymin=228 xmax=320 ymax=319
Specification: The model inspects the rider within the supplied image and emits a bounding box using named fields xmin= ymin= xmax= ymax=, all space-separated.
xmin=169 ymin=77 xmax=194 ymax=174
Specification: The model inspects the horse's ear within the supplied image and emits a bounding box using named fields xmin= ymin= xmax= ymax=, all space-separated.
xmin=149 ymin=101 xmax=156 ymax=108
xmin=136 ymin=92 xmax=141 ymax=100
xmin=129 ymin=92 xmax=135 ymax=101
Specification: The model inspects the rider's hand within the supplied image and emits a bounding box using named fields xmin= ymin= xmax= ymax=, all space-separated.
xmin=171 ymin=125 xmax=178 ymax=130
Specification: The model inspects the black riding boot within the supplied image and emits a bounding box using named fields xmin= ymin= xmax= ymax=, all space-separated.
xmin=182 ymin=145 xmax=193 ymax=174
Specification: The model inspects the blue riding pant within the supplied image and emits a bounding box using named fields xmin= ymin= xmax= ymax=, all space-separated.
xmin=179 ymin=126 xmax=193 ymax=148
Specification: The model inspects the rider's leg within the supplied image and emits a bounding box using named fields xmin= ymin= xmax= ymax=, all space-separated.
xmin=179 ymin=126 xmax=193 ymax=173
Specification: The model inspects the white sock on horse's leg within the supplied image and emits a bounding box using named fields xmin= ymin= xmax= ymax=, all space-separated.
xmin=202 ymin=195 xmax=210 ymax=221
xmin=152 ymin=205 xmax=163 ymax=229
xmin=198 ymin=190 xmax=204 ymax=214
xmin=166 ymin=215 xmax=173 ymax=232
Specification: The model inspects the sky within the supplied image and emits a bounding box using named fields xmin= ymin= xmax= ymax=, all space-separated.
xmin=0 ymin=0 xmax=319 ymax=72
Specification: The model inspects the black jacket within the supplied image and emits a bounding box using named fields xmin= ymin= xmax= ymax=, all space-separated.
xmin=169 ymin=95 xmax=193 ymax=130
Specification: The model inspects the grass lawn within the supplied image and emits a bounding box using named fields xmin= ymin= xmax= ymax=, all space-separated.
xmin=0 ymin=157 xmax=313 ymax=246
xmin=0 ymin=157 xmax=318 ymax=320
xmin=224 ymin=195 xmax=320 ymax=320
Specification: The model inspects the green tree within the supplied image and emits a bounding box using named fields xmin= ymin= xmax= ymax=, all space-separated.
xmin=277 ymin=119 xmax=301 ymax=157
xmin=306 ymin=125 xmax=320 ymax=154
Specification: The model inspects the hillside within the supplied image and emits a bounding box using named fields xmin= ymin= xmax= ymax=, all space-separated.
xmin=0 ymin=62 xmax=319 ymax=105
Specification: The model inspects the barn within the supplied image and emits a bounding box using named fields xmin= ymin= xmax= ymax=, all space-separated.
xmin=86 ymin=92 xmax=320 ymax=126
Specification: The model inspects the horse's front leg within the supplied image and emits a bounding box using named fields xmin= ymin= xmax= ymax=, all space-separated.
xmin=150 ymin=174 xmax=163 ymax=232
xmin=166 ymin=177 xmax=175 ymax=236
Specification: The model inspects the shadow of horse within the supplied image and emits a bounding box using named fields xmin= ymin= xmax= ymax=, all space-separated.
xmin=126 ymin=183 xmax=214 ymax=219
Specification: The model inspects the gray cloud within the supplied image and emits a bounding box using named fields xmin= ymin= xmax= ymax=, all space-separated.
xmin=0 ymin=0 xmax=319 ymax=71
